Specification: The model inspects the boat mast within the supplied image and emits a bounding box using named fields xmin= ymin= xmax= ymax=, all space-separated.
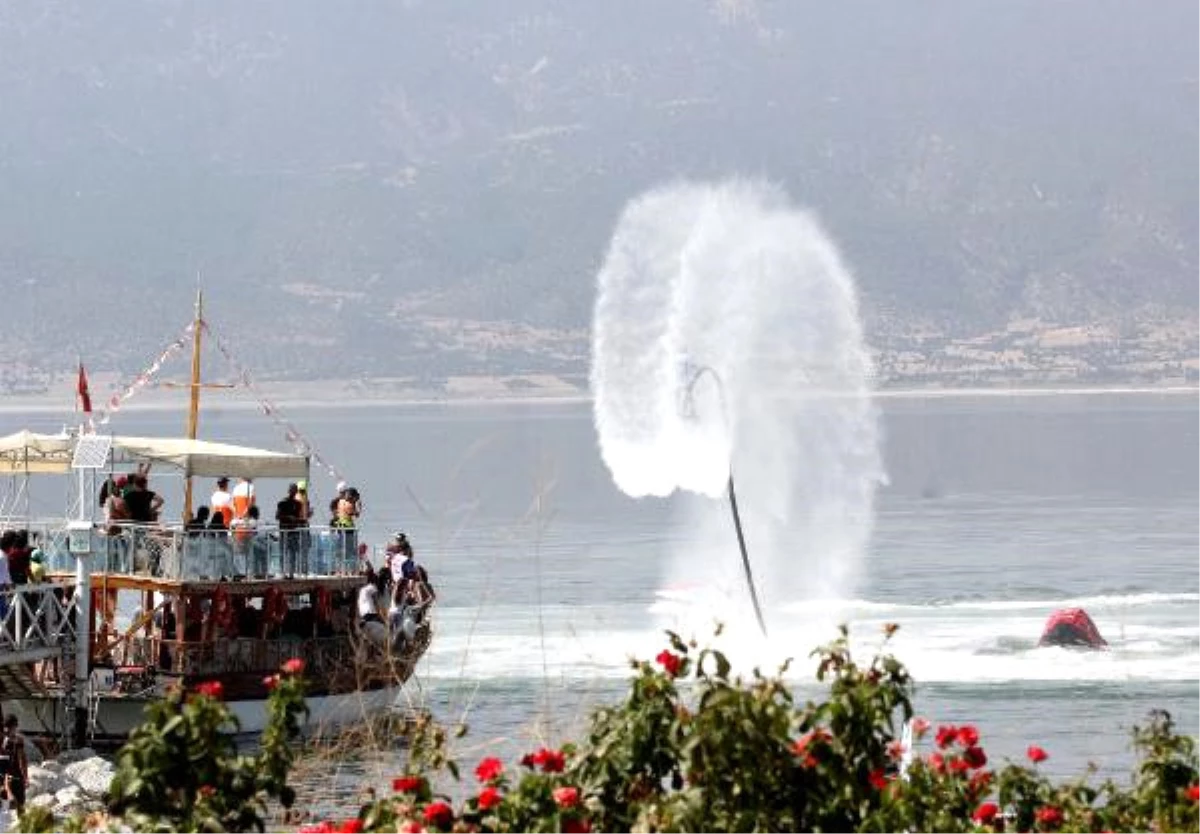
xmin=182 ymin=288 xmax=204 ymax=522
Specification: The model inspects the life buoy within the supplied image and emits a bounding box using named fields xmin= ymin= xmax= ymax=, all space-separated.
xmin=212 ymin=586 xmax=236 ymax=633
xmin=263 ymin=586 xmax=288 ymax=626
xmin=315 ymin=587 xmax=333 ymax=623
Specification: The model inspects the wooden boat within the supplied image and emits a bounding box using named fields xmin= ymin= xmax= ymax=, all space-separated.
xmin=0 ymin=293 xmax=432 ymax=749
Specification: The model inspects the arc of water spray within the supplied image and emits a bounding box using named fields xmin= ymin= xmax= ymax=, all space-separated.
xmin=682 ymin=364 xmax=768 ymax=636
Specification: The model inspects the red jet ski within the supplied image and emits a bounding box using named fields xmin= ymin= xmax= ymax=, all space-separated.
xmin=1038 ymin=607 xmax=1108 ymax=649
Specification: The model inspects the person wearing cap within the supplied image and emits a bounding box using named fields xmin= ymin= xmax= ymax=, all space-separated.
xmin=210 ymin=477 xmax=233 ymax=525
xmin=27 ymin=549 xmax=45 ymax=584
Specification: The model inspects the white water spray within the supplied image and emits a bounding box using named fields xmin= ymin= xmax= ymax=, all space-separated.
xmin=590 ymin=180 xmax=884 ymax=630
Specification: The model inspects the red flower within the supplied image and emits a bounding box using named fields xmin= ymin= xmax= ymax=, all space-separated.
xmin=262 ymin=674 xmax=280 ymax=691
xmin=563 ymin=819 xmax=592 ymax=833
xmin=963 ymin=746 xmax=988 ymax=769
xmin=474 ymin=756 xmax=503 ymax=783
xmin=968 ymin=770 xmax=993 ymax=796
xmin=300 ymin=824 xmax=335 ymax=834
xmin=949 ymin=757 xmax=971 ymax=774
xmin=911 ymin=716 xmax=931 ymax=738
xmin=476 ymin=786 xmax=502 ymax=811
xmin=422 ymin=801 xmax=454 ymax=829
xmin=553 ymin=786 xmax=580 ymax=808
xmin=529 ymin=747 xmax=565 ymax=773
xmin=198 ymin=784 xmax=215 ymax=798
xmin=336 ymin=820 xmax=364 ymax=833
xmin=886 ymin=740 xmax=905 ymax=761
xmin=195 ymin=680 xmax=224 ymax=701
xmin=956 ymin=725 xmax=980 ymax=747
xmin=868 ymin=769 xmax=888 ymax=790
xmin=1035 ymin=805 xmax=1063 ymax=827
xmin=928 ymin=752 xmax=945 ymax=773
xmin=1026 ymin=745 xmax=1049 ymax=764
xmin=972 ymin=801 xmax=1000 ymax=824
xmin=282 ymin=657 xmax=306 ymax=676
xmin=935 ymin=725 xmax=958 ymax=749
xmin=1188 ymin=783 xmax=1200 ymax=802
xmin=398 ymin=823 xmax=424 ymax=834
xmin=792 ymin=729 xmax=830 ymax=758
xmin=393 ymin=775 xmax=425 ymax=793
xmin=655 ymin=649 xmax=682 ymax=677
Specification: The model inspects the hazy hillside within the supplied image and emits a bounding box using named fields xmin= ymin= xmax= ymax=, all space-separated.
xmin=0 ymin=0 xmax=1195 ymax=381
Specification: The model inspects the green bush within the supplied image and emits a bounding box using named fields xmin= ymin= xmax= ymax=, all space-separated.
xmin=22 ymin=627 xmax=1200 ymax=833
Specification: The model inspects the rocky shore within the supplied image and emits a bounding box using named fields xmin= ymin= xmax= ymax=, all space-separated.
xmin=0 ymin=747 xmax=114 ymax=831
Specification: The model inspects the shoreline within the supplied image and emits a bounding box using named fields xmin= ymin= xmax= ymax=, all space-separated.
xmin=0 ymin=382 xmax=1194 ymax=417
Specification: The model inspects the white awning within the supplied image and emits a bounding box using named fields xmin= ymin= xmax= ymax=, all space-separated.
xmin=0 ymin=431 xmax=309 ymax=479
xmin=0 ymin=430 xmax=73 ymax=474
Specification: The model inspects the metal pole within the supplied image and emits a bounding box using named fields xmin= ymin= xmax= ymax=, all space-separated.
xmin=183 ymin=289 xmax=204 ymax=522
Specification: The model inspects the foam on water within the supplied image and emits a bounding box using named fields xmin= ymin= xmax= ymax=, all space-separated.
xmin=427 ymin=591 xmax=1199 ymax=685
xmin=589 ymin=179 xmax=883 ymax=621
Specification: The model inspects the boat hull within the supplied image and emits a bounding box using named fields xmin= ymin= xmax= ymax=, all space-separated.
xmin=5 ymin=684 xmax=406 ymax=748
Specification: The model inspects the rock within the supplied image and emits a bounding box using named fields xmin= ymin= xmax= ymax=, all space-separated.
xmin=55 ymin=785 xmax=83 ymax=808
xmin=26 ymin=764 xmax=62 ymax=797
xmin=56 ymin=747 xmax=97 ymax=765
xmin=39 ymin=759 xmax=63 ymax=773
xmin=63 ymin=756 xmax=115 ymax=796
xmin=28 ymin=793 xmax=56 ymax=810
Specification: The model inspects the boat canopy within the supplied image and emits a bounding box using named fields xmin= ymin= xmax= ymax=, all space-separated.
xmin=0 ymin=431 xmax=308 ymax=479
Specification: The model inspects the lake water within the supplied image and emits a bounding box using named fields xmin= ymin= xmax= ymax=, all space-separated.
xmin=5 ymin=391 xmax=1197 ymax=809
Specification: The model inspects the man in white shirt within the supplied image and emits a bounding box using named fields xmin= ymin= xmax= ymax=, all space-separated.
xmin=210 ymin=477 xmax=232 ymax=524
xmin=356 ymin=570 xmax=386 ymax=646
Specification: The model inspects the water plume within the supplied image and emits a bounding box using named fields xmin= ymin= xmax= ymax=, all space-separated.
xmin=590 ymin=179 xmax=883 ymax=631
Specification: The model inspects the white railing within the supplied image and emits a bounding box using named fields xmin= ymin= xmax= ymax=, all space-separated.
xmin=0 ymin=583 xmax=78 ymax=656
xmin=83 ymin=523 xmax=360 ymax=580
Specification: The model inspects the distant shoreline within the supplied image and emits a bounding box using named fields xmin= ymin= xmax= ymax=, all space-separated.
xmin=0 ymin=381 xmax=1195 ymax=417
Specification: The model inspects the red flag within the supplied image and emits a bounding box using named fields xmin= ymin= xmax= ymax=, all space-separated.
xmin=77 ymin=362 xmax=93 ymax=413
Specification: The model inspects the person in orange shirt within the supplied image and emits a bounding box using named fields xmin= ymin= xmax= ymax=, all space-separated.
xmin=230 ymin=477 xmax=256 ymax=523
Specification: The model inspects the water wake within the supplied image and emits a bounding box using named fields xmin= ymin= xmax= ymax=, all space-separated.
xmin=590 ymin=179 xmax=884 ymax=626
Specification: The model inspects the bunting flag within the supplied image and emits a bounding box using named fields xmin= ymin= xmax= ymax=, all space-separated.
xmin=204 ymin=322 xmax=346 ymax=483
xmin=94 ymin=323 xmax=193 ymax=426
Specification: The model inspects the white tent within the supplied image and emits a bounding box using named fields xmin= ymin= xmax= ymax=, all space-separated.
xmin=0 ymin=431 xmax=308 ymax=479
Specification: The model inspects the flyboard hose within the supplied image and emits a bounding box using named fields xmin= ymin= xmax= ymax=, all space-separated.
xmin=684 ymin=365 xmax=768 ymax=636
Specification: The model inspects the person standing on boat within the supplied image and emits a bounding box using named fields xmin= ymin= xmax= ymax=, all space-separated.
xmin=231 ymin=477 xmax=256 ymax=524
xmin=332 ymin=485 xmax=362 ymax=572
xmin=210 ymin=477 xmax=233 ymax=525
xmin=357 ymin=567 xmax=387 ymax=646
xmin=276 ymin=483 xmax=305 ymax=577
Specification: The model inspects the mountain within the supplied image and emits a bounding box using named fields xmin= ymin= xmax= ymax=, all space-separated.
xmin=0 ymin=0 xmax=1195 ymax=383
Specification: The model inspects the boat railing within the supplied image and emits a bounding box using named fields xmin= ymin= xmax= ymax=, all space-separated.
xmin=116 ymin=633 xmax=361 ymax=681
xmin=0 ymin=582 xmax=79 ymax=657
xmin=28 ymin=522 xmax=364 ymax=581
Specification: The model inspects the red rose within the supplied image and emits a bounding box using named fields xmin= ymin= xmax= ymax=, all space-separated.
xmin=956 ymin=725 xmax=980 ymax=747
xmin=476 ymin=786 xmax=502 ymax=811
xmin=563 ymin=818 xmax=592 ymax=833
xmin=868 ymin=769 xmax=887 ymax=790
xmin=198 ymin=784 xmax=215 ymax=798
xmin=935 ymin=725 xmax=958 ymax=749
xmin=968 ymin=770 xmax=993 ymax=795
xmin=972 ymin=801 xmax=999 ymax=824
xmin=398 ymin=823 xmax=424 ymax=834
xmin=886 ymin=740 xmax=905 ymax=761
xmin=393 ymin=775 xmax=425 ymax=793
xmin=928 ymin=752 xmax=945 ymax=773
xmin=1188 ymin=784 xmax=1200 ymax=802
xmin=531 ymin=747 xmax=565 ymax=773
xmin=1026 ymin=745 xmax=1048 ymax=764
xmin=949 ymin=757 xmax=970 ymax=774
xmin=336 ymin=820 xmax=364 ymax=833
xmin=655 ymin=650 xmax=683 ymax=677
xmin=963 ymin=746 xmax=988 ymax=769
xmin=422 ymin=801 xmax=454 ymax=829
xmin=1035 ymin=805 xmax=1063 ymax=827
xmin=282 ymin=657 xmax=306 ymax=676
xmin=911 ymin=716 xmax=931 ymax=738
xmin=474 ymin=756 xmax=503 ymax=783
xmin=262 ymin=674 xmax=280 ymax=691
xmin=195 ymin=680 xmax=224 ymax=701
xmin=553 ymin=786 xmax=580 ymax=809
